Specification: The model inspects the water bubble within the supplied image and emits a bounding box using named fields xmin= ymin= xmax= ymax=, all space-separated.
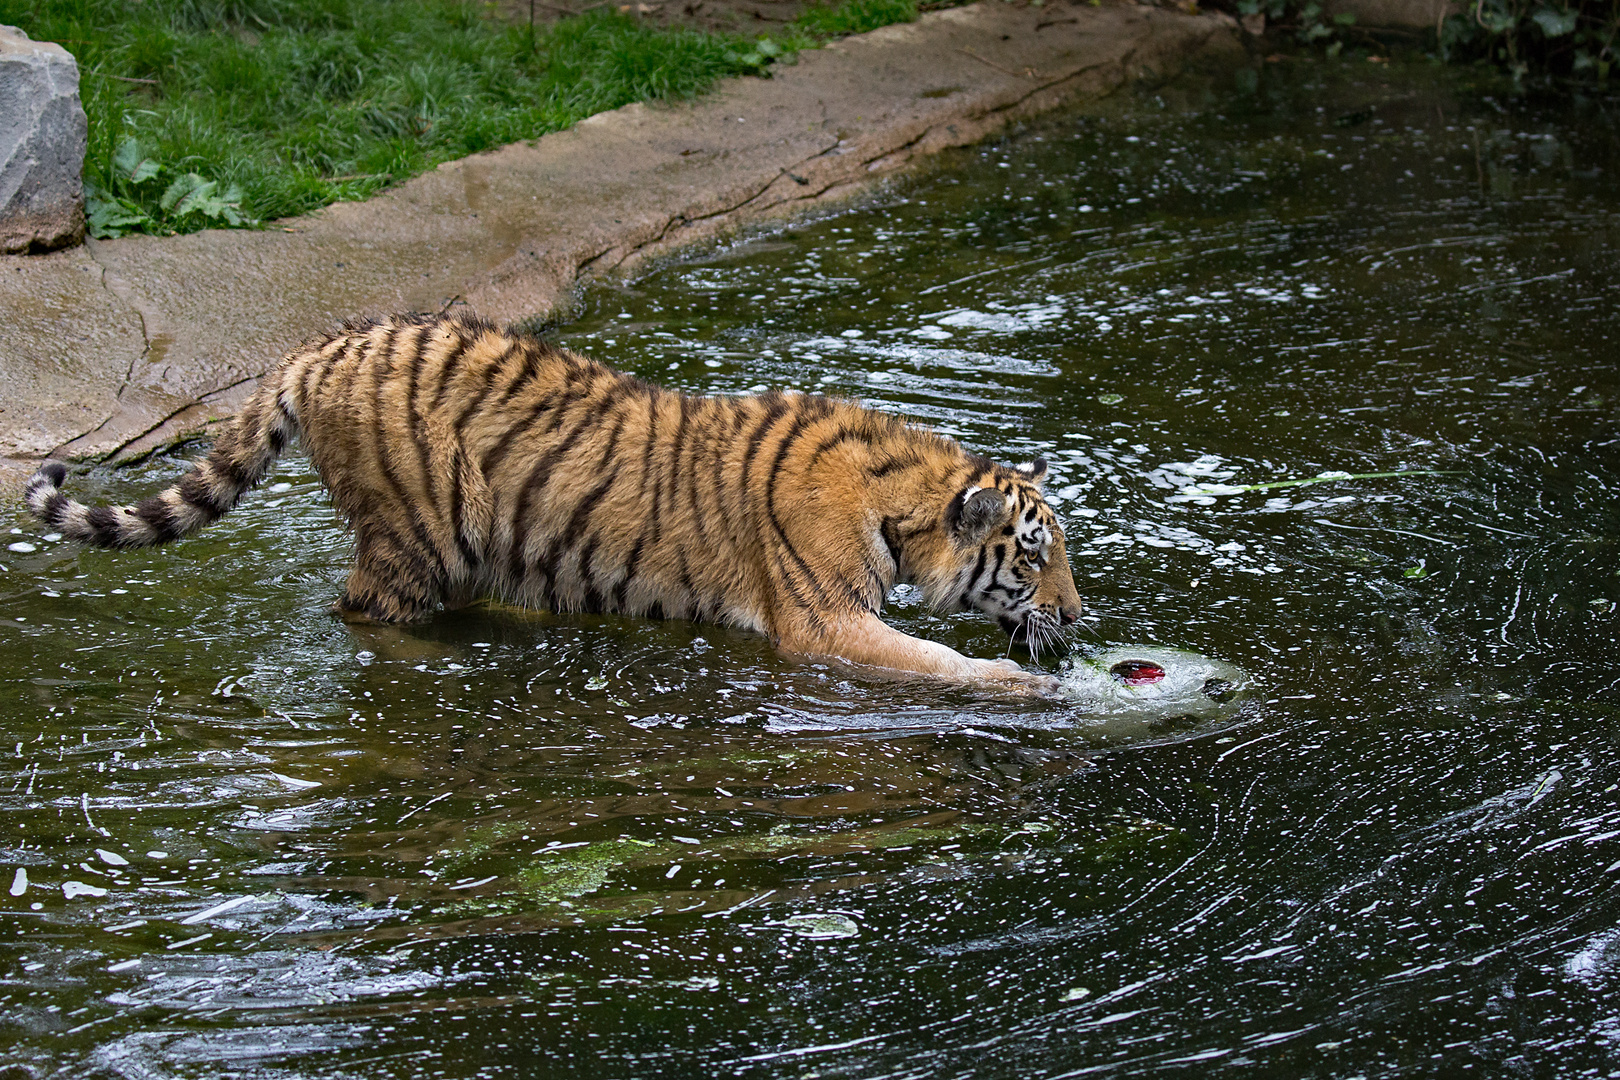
xmin=62 ymin=880 xmax=108 ymax=899
xmin=784 ymin=913 xmax=860 ymax=939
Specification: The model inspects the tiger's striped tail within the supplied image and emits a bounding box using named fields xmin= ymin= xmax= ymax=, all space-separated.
xmin=24 ymin=369 xmax=302 ymax=550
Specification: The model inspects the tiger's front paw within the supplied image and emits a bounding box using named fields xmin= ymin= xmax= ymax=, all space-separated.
xmin=976 ymin=658 xmax=1062 ymax=698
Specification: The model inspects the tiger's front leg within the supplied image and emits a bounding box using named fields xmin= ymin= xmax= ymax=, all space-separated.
xmin=778 ymin=612 xmax=1061 ymax=697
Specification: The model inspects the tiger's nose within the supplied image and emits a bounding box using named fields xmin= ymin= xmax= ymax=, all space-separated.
xmin=1059 ymin=604 xmax=1081 ymax=626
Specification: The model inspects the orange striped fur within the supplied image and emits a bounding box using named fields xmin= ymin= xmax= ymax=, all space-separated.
xmin=27 ymin=312 xmax=1082 ymax=693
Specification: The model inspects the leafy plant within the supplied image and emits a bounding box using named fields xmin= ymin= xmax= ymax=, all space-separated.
xmin=726 ymin=35 xmax=786 ymax=75
xmin=1 ymin=0 xmax=919 ymax=238
xmin=1215 ymin=0 xmax=1614 ymax=76
xmin=1438 ymin=0 xmax=1613 ymax=80
xmin=83 ymin=136 xmax=251 ymax=237
xmin=1233 ymin=0 xmax=1357 ymax=54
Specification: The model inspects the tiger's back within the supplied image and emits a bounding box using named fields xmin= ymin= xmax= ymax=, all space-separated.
xmin=28 ymin=312 xmax=1082 ymax=693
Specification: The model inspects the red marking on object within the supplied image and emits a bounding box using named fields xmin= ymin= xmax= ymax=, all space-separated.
xmin=1110 ymin=660 xmax=1166 ymax=686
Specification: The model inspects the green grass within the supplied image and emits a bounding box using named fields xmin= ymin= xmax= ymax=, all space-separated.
xmin=0 ymin=0 xmax=918 ymax=237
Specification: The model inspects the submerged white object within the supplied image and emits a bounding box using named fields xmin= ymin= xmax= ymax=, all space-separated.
xmin=1055 ymin=645 xmax=1249 ymax=720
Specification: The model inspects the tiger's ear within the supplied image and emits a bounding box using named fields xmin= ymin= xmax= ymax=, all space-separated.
xmin=1017 ymin=458 xmax=1048 ymax=483
xmin=948 ymin=486 xmax=1011 ymax=544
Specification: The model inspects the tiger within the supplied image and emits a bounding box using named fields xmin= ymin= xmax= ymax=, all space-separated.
xmin=25 ymin=311 xmax=1082 ymax=694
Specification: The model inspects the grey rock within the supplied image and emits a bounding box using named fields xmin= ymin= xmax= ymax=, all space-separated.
xmin=0 ymin=25 xmax=86 ymax=254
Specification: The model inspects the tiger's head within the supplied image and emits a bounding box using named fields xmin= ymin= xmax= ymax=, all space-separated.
xmin=938 ymin=458 xmax=1083 ymax=659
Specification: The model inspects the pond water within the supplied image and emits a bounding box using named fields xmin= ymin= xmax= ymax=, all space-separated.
xmin=4 ymin=54 xmax=1620 ymax=1078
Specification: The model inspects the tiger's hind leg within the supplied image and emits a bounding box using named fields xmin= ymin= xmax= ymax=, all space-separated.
xmin=334 ymin=525 xmax=447 ymax=624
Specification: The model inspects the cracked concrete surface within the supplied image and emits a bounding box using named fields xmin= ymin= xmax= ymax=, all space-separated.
xmin=0 ymin=0 xmax=1241 ymax=495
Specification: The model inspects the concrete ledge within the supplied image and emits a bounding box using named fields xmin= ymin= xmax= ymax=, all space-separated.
xmin=0 ymin=0 xmax=1241 ymax=494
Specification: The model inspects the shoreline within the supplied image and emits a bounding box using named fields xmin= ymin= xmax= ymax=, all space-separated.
xmin=0 ymin=0 xmax=1242 ymax=496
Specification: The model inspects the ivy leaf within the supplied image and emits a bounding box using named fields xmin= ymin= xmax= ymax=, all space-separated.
xmin=1477 ymin=3 xmax=1519 ymax=32
xmin=1530 ymin=6 xmax=1577 ymax=36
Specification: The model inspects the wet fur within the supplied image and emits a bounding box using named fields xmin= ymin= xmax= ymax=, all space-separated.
xmin=26 ymin=312 xmax=1082 ymax=691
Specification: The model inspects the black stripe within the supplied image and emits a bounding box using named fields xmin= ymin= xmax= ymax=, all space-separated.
xmin=366 ymin=523 xmax=446 ymax=599
xmin=402 ymin=324 xmax=439 ymax=512
xmin=297 ymin=344 xmax=330 ymax=420
xmin=479 ymin=383 xmax=571 ymax=477
xmin=666 ymin=395 xmax=692 ymax=526
xmin=454 ymin=338 xmax=526 ymax=451
xmin=555 ymin=463 xmax=621 ymax=555
xmin=643 ymin=394 xmax=665 ymax=550
xmin=366 ymin=327 xmax=449 ymax=587
xmin=446 ymin=448 xmax=481 ymax=571
xmin=40 ymin=492 xmax=69 ymax=527
xmin=504 ymin=390 xmax=619 ymax=582
xmin=768 ymin=547 xmax=824 ymax=636
xmin=638 ymin=391 xmax=662 ymax=502
xmin=486 ymin=370 xmax=634 ymax=479
xmin=85 ymin=505 xmax=118 ymax=543
xmin=178 ymin=472 xmax=230 ymax=517
xmin=985 ymin=544 xmax=1022 ymax=599
xmin=880 ymin=517 xmax=903 ymax=573
xmin=490 ymin=339 xmax=549 ymax=413
xmin=714 ymin=405 xmax=747 ymax=528
xmin=210 ymin=443 xmax=253 ymax=493
xmin=577 ymin=534 xmax=603 ymax=614
xmin=804 ymin=425 xmax=860 ymax=472
xmin=533 ymin=464 xmax=621 ymax=609
xmin=680 ymin=400 xmax=713 ymax=548
xmin=740 ymin=398 xmax=790 ymax=492
xmin=958 ymin=545 xmax=988 ymax=609
xmin=426 ymin=324 xmax=477 ymax=415
xmin=597 ymin=396 xmax=633 ymax=474
xmin=944 ymin=488 xmax=967 ymax=535
xmin=613 ymin=526 xmax=649 ymax=611
xmin=868 ymin=454 xmax=918 ymax=479
xmin=134 ymin=498 xmax=183 ymax=543
xmin=764 ymin=411 xmax=835 ymax=611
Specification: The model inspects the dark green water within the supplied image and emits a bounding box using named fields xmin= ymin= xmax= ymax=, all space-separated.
xmin=4 ymin=56 xmax=1619 ymax=1078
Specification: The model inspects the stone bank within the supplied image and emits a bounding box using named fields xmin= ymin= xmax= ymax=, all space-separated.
xmin=0 ymin=0 xmax=1245 ymax=495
